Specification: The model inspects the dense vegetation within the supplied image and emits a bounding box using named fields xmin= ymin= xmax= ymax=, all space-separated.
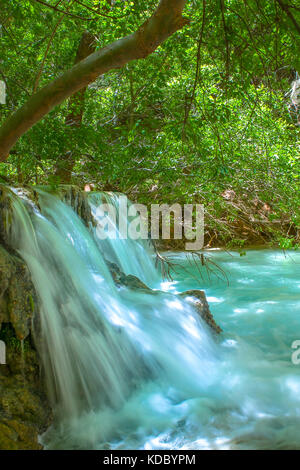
xmin=0 ymin=0 xmax=299 ymax=247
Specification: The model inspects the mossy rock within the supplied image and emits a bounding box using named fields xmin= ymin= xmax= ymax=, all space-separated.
xmin=0 ymin=342 xmax=52 ymax=450
xmin=0 ymin=420 xmax=42 ymax=450
xmin=0 ymin=245 xmax=38 ymax=339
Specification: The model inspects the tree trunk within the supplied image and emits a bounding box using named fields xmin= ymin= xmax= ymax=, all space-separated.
xmin=0 ymin=0 xmax=188 ymax=161
xmin=54 ymin=31 xmax=96 ymax=183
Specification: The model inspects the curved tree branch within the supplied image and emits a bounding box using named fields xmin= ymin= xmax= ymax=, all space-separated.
xmin=0 ymin=0 xmax=189 ymax=161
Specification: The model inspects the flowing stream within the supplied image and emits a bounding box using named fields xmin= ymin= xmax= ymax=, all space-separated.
xmin=7 ymin=190 xmax=300 ymax=450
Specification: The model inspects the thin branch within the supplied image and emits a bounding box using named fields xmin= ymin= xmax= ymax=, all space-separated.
xmin=286 ymin=4 xmax=300 ymax=12
xmin=275 ymin=0 xmax=300 ymax=34
xmin=73 ymin=0 xmax=126 ymax=19
xmin=220 ymin=0 xmax=230 ymax=80
xmin=33 ymin=0 xmax=95 ymax=21
xmin=32 ymin=0 xmax=75 ymax=93
xmin=181 ymin=0 xmax=206 ymax=141
xmin=227 ymin=5 xmax=271 ymax=79
xmin=0 ymin=68 xmax=30 ymax=96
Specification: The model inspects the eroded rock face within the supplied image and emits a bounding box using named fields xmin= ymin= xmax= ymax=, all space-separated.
xmin=0 ymin=186 xmax=52 ymax=450
xmin=0 ymin=246 xmax=37 ymax=340
xmin=0 ymin=339 xmax=52 ymax=450
xmin=0 ymin=190 xmax=37 ymax=340
xmin=54 ymin=185 xmax=95 ymax=227
xmin=0 ymin=185 xmax=14 ymax=249
xmin=0 ymin=258 xmax=52 ymax=450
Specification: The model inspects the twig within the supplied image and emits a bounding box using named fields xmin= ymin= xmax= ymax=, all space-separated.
xmin=33 ymin=0 xmax=95 ymax=21
xmin=73 ymin=0 xmax=126 ymax=19
xmin=32 ymin=1 xmax=74 ymax=93
xmin=181 ymin=0 xmax=206 ymax=141
xmin=275 ymin=0 xmax=300 ymax=34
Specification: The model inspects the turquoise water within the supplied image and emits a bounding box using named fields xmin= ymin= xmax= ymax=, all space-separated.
xmin=154 ymin=249 xmax=300 ymax=450
xmin=168 ymin=250 xmax=300 ymax=361
xmin=8 ymin=189 xmax=300 ymax=450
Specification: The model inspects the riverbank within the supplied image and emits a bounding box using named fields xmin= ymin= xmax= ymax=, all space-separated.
xmin=147 ymin=186 xmax=300 ymax=251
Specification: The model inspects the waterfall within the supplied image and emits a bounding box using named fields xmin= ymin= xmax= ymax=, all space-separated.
xmin=8 ymin=189 xmax=218 ymax=449
xmin=4 ymin=189 xmax=300 ymax=450
xmin=9 ymin=190 xmax=146 ymax=418
xmin=88 ymin=192 xmax=158 ymax=286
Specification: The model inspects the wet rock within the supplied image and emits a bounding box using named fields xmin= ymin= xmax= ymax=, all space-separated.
xmin=106 ymin=260 xmax=152 ymax=292
xmin=0 ymin=246 xmax=36 ymax=340
xmin=0 ymin=342 xmax=52 ymax=450
xmin=0 ymin=185 xmax=14 ymax=248
xmin=0 ymin=185 xmax=52 ymax=449
xmin=106 ymin=260 xmax=221 ymax=333
xmin=179 ymin=290 xmax=222 ymax=334
xmin=120 ymin=274 xmax=151 ymax=291
xmin=55 ymin=185 xmax=95 ymax=227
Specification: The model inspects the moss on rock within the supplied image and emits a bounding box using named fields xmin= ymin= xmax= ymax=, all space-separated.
xmin=0 ymin=186 xmax=52 ymax=449
xmin=0 ymin=345 xmax=52 ymax=450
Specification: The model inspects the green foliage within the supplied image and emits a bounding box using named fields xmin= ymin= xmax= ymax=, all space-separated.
xmin=0 ymin=324 xmax=31 ymax=353
xmin=0 ymin=0 xmax=299 ymax=246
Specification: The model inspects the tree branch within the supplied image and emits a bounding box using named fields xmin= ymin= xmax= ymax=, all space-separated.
xmin=73 ymin=0 xmax=126 ymax=19
xmin=55 ymin=31 xmax=96 ymax=183
xmin=181 ymin=0 xmax=206 ymax=141
xmin=33 ymin=0 xmax=94 ymax=21
xmin=0 ymin=0 xmax=189 ymax=161
xmin=275 ymin=0 xmax=300 ymax=35
xmin=32 ymin=0 xmax=75 ymax=93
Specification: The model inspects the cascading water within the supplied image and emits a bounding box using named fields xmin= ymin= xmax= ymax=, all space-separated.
xmin=8 ymin=189 xmax=218 ymax=449
xmin=5 ymin=189 xmax=300 ymax=450
xmin=9 ymin=190 xmax=145 ymax=419
xmin=88 ymin=192 xmax=158 ymax=286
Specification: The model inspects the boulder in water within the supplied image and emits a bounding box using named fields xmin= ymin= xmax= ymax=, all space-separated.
xmin=106 ymin=260 xmax=152 ymax=292
xmin=179 ymin=290 xmax=222 ymax=334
